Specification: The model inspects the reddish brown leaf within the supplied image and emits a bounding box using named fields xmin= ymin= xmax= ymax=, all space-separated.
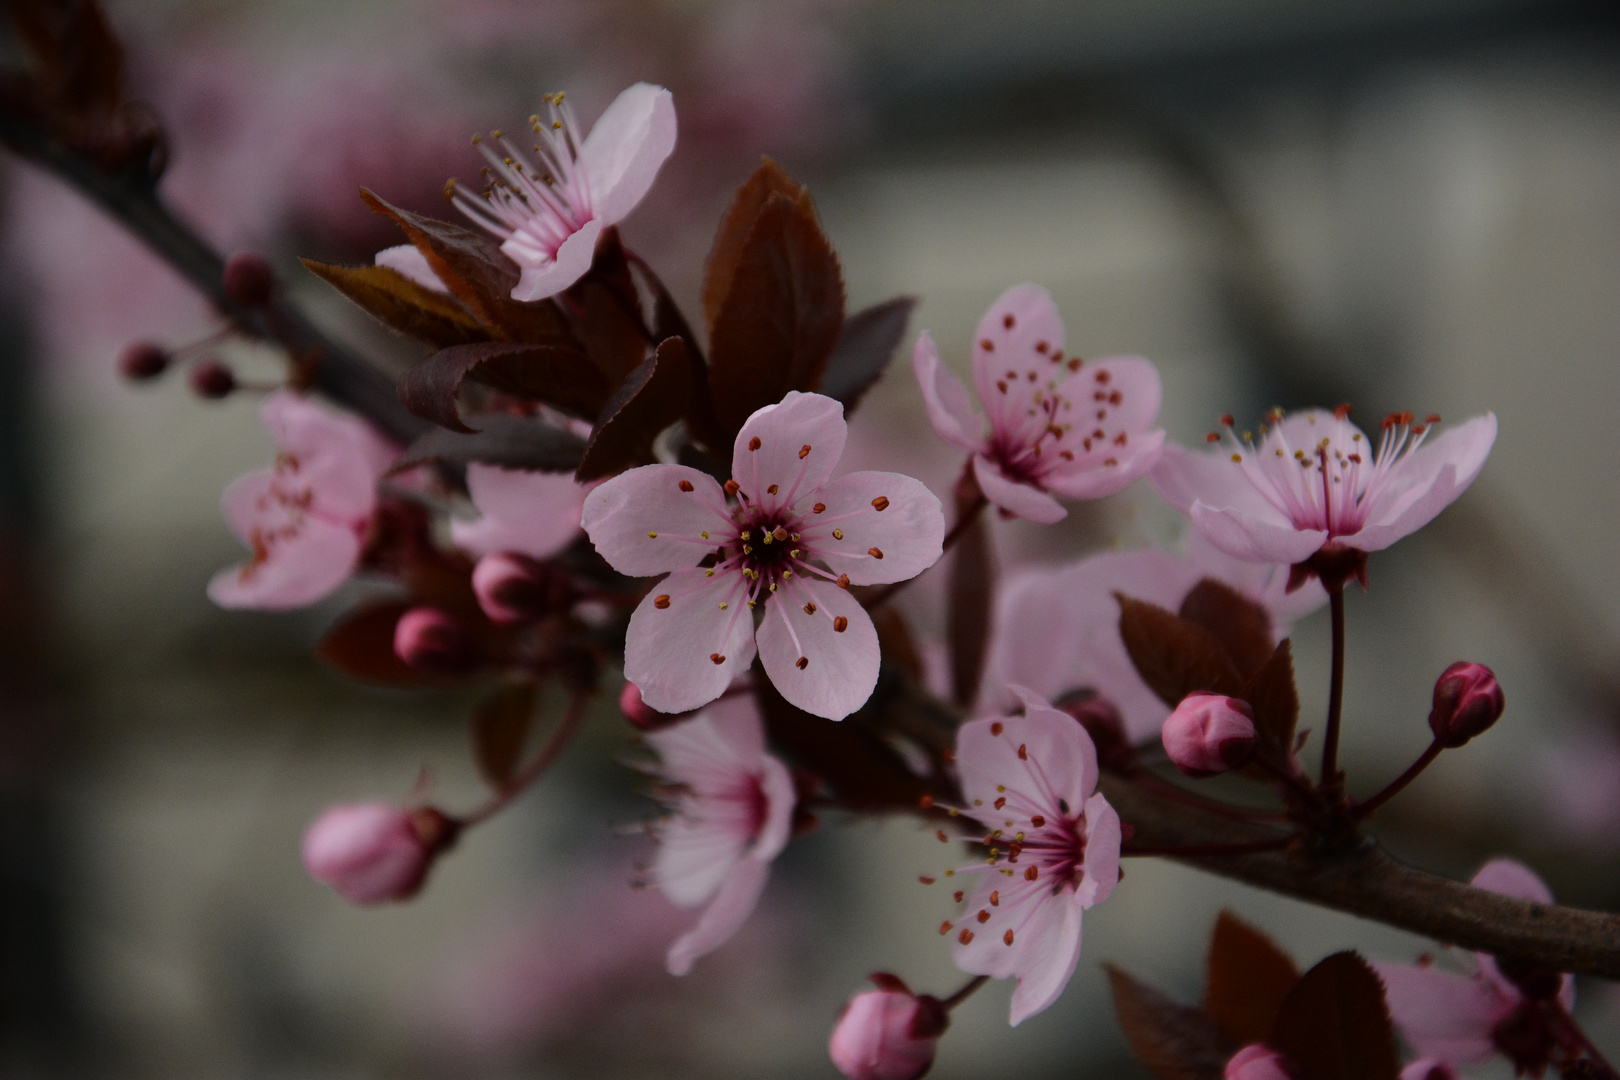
xmin=627 ymin=251 xmax=726 ymax=455
xmin=947 ymin=500 xmax=994 ymax=707
xmin=316 ymin=601 xmax=452 ymax=687
xmin=1116 ymin=594 xmax=1245 ymax=709
xmin=395 ymin=415 xmax=586 ymax=473
xmin=1106 ymin=965 xmax=1233 ymax=1080
xmin=1179 ymin=578 xmax=1275 ymax=680
xmin=576 ymin=337 xmax=693 ymax=481
xmin=1242 ymin=640 xmax=1300 ymax=763
xmin=1205 ymin=911 xmax=1301 ymax=1047
xmin=1269 ymin=953 xmax=1399 ymax=1080
xmin=471 ymin=682 xmax=537 ymax=789
xmin=557 ymin=226 xmax=650 ymax=386
xmin=821 ymin=296 xmax=917 ymax=412
xmin=707 ymin=190 xmax=845 ymax=436
xmin=702 ymin=157 xmax=806 ymax=329
xmin=301 ymin=259 xmax=487 ymax=349
xmin=399 ymin=341 xmax=606 ymax=432
xmin=872 ymin=607 xmax=924 ymax=685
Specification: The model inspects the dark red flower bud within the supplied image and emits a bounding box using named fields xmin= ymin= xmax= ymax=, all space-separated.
xmin=118 ymin=341 xmax=169 ymax=380
xmin=187 ymin=360 xmax=237 ymax=399
xmin=1428 ymin=661 xmax=1503 ymax=748
xmin=223 ymin=250 xmax=274 ymax=306
xmin=393 ymin=607 xmax=473 ymax=670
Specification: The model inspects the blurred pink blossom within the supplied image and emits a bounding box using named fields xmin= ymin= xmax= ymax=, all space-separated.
xmin=1226 ymin=1044 xmax=1295 ymax=1080
xmin=450 ymin=464 xmax=588 ymax=561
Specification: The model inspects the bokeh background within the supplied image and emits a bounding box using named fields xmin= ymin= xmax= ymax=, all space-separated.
xmin=1 ymin=0 xmax=1618 ymax=1075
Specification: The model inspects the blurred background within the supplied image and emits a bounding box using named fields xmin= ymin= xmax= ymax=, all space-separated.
xmin=1 ymin=0 xmax=1618 ymax=1075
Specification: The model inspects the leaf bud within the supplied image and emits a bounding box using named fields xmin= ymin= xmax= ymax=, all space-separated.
xmin=300 ymin=802 xmax=459 ymax=905
xmin=1428 ymin=661 xmax=1503 ymax=748
xmin=828 ymin=976 xmax=948 ymax=1080
xmin=118 ymin=341 xmax=169 ymax=380
xmin=393 ymin=607 xmax=473 ymax=670
xmin=1163 ymin=692 xmax=1257 ymax=777
xmin=187 ymin=360 xmax=237 ymax=399
xmin=223 ymin=250 xmax=275 ymax=306
xmin=1225 ymin=1044 xmax=1296 ymax=1080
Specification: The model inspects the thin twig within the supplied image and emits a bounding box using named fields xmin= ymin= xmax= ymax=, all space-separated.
xmin=1352 ymin=739 xmax=1443 ymax=819
xmin=458 ymin=691 xmax=592 ymax=827
xmin=1319 ymin=586 xmax=1347 ymax=788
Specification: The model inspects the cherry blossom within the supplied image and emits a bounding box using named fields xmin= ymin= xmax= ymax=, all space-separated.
xmin=582 ymin=391 xmax=945 ymax=720
xmin=1152 ymin=407 xmax=1496 ymax=576
xmin=1374 ymin=859 xmax=1574 ymax=1070
xmin=828 ymin=977 xmax=947 ymax=1080
xmin=302 ymin=803 xmax=455 ymax=906
xmin=912 ymin=283 xmax=1165 ymax=523
xmin=981 ymin=534 xmax=1326 ymax=741
xmin=209 ymin=391 xmax=396 ymax=610
xmin=450 ymin=463 xmax=588 ymax=562
xmin=643 ymin=696 xmax=795 ymax=976
xmin=942 ymin=687 xmax=1122 ymax=1026
xmin=376 ymin=83 xmax=675 ymax=301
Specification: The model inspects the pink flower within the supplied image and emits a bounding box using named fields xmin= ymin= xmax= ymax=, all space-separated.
xmin=582 ymin=391 xmax=945 ymax=720
xmin=912 ymin=284 xmax=1165 ymax=523
xmin=1163 ymin=693 xmax=1257 ymax=777
xmin=828 ymin=978 xmax=947 ymax=1080
xmin=209 ymin=391 xmax=397 ymax=609
xmin=1401 ymin=1061 xmax=1459 ymax=1080
xmin=1152 ymin=408 xmax=1496 ymax=572
xmin=981 ymin=534 xmax=1326 ymax=742
xmin=377 ymin=83 xmax=676 ymax=301
xmin=945 ymin=687 xmax=1122 ymax=1025
xmin=644 ymin=696 xmax=796 ymax=976
xmin=1226 ymin=1044 xmax=1295 ymax=1080
xmin=1374 ymin=858 xmax=1574 ymax=1069
xmin=302 ymin=803 xmax=456 ymax=905
xmin=450 ymin=463 xmax=588 ymax=561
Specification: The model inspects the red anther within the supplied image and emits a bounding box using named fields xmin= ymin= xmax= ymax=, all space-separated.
xmin=836 ymin=575 xmax=850 ymax=589
xmin=187 ymin=360 xmax=237 ymax=399
xmin=1219 ymin=414 xmax=1235 ymax=427
xmin=935 ymin=830 xmax=948 ymax=843
xmin=1426 ymin=413 xmax=1441 ymax=424
xmin=813 ymin=502 xmax=826 ymax=514
xmin=1206 ymin=432 xmax=1221 ymax=443
xmin=989 ymin=890 xmax=999 ymax=905
xmin=833 ymin=616 xmax=849 ymax=633
xmin=938 ymin=921 xmax=952 ymax=935
xmin=1024 ymin=866 xmax=1038 ymax=881
xmin=1002 ymin=313 xmax=1015 ymax=329
xmin=795 ymin=657 xmax=809 ymax=670
xmin=867 ymin=547 xmax=884 ymax=561
xmin=918 ymin=875 xmax=935 ymax=885
xmin=957 ymin=928 xmax=974 ymax=945
xmin=918 ymin=794 xmax=934 ymax=810
xmin=872 ymin=496 xmax=890 ymax=511
xmin=979 ymin=338 xmax=994 ymax=351
xmin=1017 ymin=743 xmax=1028 ymax=760
xmin=223 ymin=250 xmax=274 ymax=306
xmin=118 ymin=341 xmax=169 ymax=380
xmin=1030 ymin=815 xmax=1045 ymax=828
xmin=953 ymin=890 xmax=963 ymax=902
xmin=1333 ymin=402 xmax=1353 ymax=419
xmin=976 ymin=910 xmax=990 ymax=923
xmin=990 ymin=722 xmax=1004 ymax=736
xmin=710 ymin=653 xmax=726 ymax=664
xmin=1003 ymin=929 xmax=1015 ymax=946
xmin=724 ymin=480 xmax=740 ymax=496
xmin=678 ymin=479 xmax=694 ymax=492
xmin=799 ymin=444 xmax=811 ymax=459
xmin=748 ymin=436 xmax=762 ymax=451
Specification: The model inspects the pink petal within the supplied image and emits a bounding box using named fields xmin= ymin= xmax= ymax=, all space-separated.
xmin=911 ymin=331 xmax=985 ymax=453
xmin=1345 ymin=414 xmax=1497 ymax=552
xmin=209 ymin=514 xmax=360 ymax=609
xmin=581 ymin=465 xmax=732 ymax=577
xmin=752 ymin=754 xmax=797 ymax=862
xmin=451 ymin=464 xmax=587 ymax=560
xmin=1190 ymin=501 xmax=1328 ymax=565
xmin=261 ymin=391 xmax=394 ymax=517
xmin=1006 ymin=894 xmax=1083 ymax=1026
xmin=1151 ymin=442 xmax=1270 ymax=519
xmin=1074 ymin=792 xmax=1120 ymax=908
xmin=731 ymin=391 xmax=848 ymax=507
xmin=1470 ymin=857 xmax=1554 ymax=903
xmin=1075 ymin=356 xmax=1162 ymax=433
xmin=581 ymin=83 xmax=678 ymax=225
xmin=956 ymin=701 xmax=1096 ymax=818
xmin=654 ymin=806 xmax=748 ymax=908
xmin=1400 ymin=1059 xmax=1460 ymax=1080
xmin=755 ymin=577 xmax=880 ymax=720
xmin=805 ymin=471 xmax=944 ymax=586
xmin=1371 ymin=961 xmax=1503 ymax=1064
xmin=624 ymin=567 xmax=758 ymax=713
xmin=973 ymin=455 xmax=1066 ymax=523
xmin=507 ymin=217 xmax=603 ymax=302
xmin=969 ymin=283 xmax=1066 ymax=436
xmin=1042 ymin=427 xmax=1166 ymax=501
xmin=665 ymin=853 xmax=770 ymax=976
xmin=375 ymin=243 xmax=448 ymax=294
xmin=950 ymin=876 xmax=1032 ymax=981
xmin=647 ymin=694 xmax=769 ymax=780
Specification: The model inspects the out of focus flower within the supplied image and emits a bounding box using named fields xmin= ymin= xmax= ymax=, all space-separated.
xmin=645 ymin=697 xmax=795 ymax=975
xmin=302 ymin=803 xmax=456 ymax=905
xmin=381 ymin=83 xmax=675 ymax=301
xmin=1401 ymin=1060 xmax=1459 ymax=1080
xmin=450 ymin=463 xmax=588 ymax=561
xmin=1374 ymin=859 xmax=1573 ymax=1072
xmin=471 ymin=553 xmax=556 ymax=624
xmin=582 ymin=392 xmax=943 ymax=719
xmin=1152 ymin=408 xmax=1496 ymax=577
xmin=912 ymin=283 xmax=1165 ymax=523
xmin=209 ymin=391 xmax=396 ymax=609
xmin=1163 ymin=693 xmax=1256 ymax=777
xmin=394 ymin=607 xmax=474 ymax=670
xmin=1428 ymin=661 xmax=1504 ymax=748
xmin=945 ymin=687 xmax=1121 ymax=1026
xmin=828 ymin=976 xmax=947 ymax=1080
xmin=1534 ymin=726 xmax=1620 ymax=853
xmin=1226 ymin=1044 xmax=1295 ymax=1080
xmin=981 ymin=534 xmax=1325 ymax=742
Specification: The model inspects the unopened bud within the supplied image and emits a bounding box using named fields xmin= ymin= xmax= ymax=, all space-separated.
xmin=1226 ymin=1044 xmax=1295 ymax=1080
xmin=471 ymin=552 xmax=560 ymax=624
xmin=1163 ymin=692 xmax=1257 ymax=777
xmin=828 ymin=976 xmax=947 ymax=1080
xmin=301 ymin=802 xmax=458 ymax=905
xmin=1055 ymin=690 xmax=1134 ymax=772
xmin=393 ymin=607 xmax=473 ymax=670
xmin=1399 ymin=1061 xmax=1459 ymax=1080
xmin=1428 ymin=661 xmax=1503 ymax=748
xmin=118 ymin=341 xmax=169 ymax=380
xmin=187 ymin=360 xmax=237 ymax=399
xmin=223 ymin=250 xmax=274 ymax=306
xmin=619 ymin=680 xmax=684 ymax=731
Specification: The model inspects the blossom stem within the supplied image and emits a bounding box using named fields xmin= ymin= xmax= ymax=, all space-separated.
xmin=864 ymin=494 xmax=989 ymax=611
xmin=457 ymin=690 xmax=592 ymax=827
xmin=939 ymin=974 xmax=989 ymax=1010
xmin=1320 ymin=585 xmax=1347 ymax=791
xmin=1129 ymin=769 xmax=1290 ymax=824
xmin=1351 ymin=739 xmax=1443 ymax=820
xmin=1549 ymin=999 xmax=1619 ymax=1074
xmin=1250 ymin=752 xmax=1321 ymax=808
xmin=1120 ymin=834 xmax=1298 ymax=858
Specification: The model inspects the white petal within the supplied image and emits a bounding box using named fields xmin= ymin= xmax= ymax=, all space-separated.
xmin=1190 ymin=501 xmax=1327 ymax=565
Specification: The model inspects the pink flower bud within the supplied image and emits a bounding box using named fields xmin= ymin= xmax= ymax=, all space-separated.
xmin=118 ymin=341 xmax=169 ymax=380
xmin=301 ymin=803 xmax=458 ymax=905
xmin=1163 ymin=692 xmax=1257 ymax=777
xmin=1400 ymin=1059 xmax=1459 ymax=1080
xmin=1225 ymin=1044 xmax=1295 ymax=1080
xmin=393 ymin=607 xmax=473 ymax=670
xmin=828 ymin=978 xmax=948 ymax=1080
xmin=187 ymin=360 xmax=236 ymax=399
xmin=1428 ymin=661 xmax=1503 ymax=748
xmin=223 ymin=250 xmax=274 ymax=306
xmin=471 ymin=553 xmax=558 ymax=624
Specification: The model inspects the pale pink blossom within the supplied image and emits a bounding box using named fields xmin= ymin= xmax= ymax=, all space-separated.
xmin=302 ymin=803 xmax=452 ymax=905
xmin=209 ymin=391 xmax=397 ymax=609
xmin=644 ymin=696 xmax=796 ymax=976
xmin=912 ymin=284 xmax=1165 ymax=523
xmin=981 ymin=534 xmax=1326 ymax=742
xmin=1374 ymin=858 xmax=1574 ymax=1068
xmin=1226 ymin=1044 xmax=1295 ymax=1080
xmin=1400 ymin=1060 xmax=1459 ymax=1080
xmin=582 ymin=391 xmax=945 ymax=720
xmin=450 ymin=463 xmax=588 ymax=561
xmin=1163 ymin=693 xmax=1257 ymax=777
xmin=828 ymin=978 xmax=946 ymax=1080
xmin=945 ymin=687 xmax=1122 ymax=1026
xmin=377 ymin=83 xmax=676 ymax=301
xmin=1152 ymin=408 xmax=1496 ymax=570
